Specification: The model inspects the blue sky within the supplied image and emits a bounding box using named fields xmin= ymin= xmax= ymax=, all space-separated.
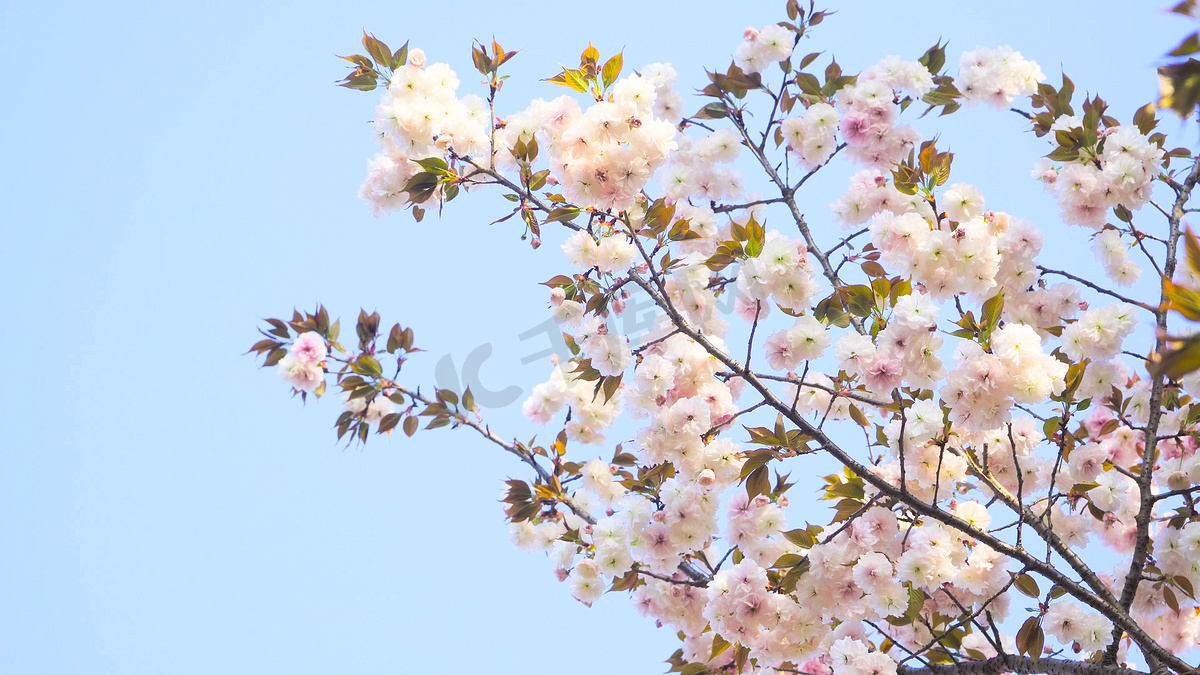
xmin=0 ymin=1 xmax=1188 ymax=673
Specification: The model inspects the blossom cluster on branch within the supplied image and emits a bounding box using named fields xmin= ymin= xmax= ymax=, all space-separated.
xmin=251 ymin=3 xmax=1200 ymax=674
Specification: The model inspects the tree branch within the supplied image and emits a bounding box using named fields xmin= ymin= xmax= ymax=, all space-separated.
xmin=898 ymin=656 xmax=1147 ymax=675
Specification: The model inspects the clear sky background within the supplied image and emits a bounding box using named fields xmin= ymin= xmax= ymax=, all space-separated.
xmin=0 ymin=1 xmax=1189 ymax=674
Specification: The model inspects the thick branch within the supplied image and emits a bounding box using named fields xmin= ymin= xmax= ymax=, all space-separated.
xmin=1108 ymin=157 xmax=1200 ymax=664
xmin=898 ymin=656 xmax=1146 ymax=675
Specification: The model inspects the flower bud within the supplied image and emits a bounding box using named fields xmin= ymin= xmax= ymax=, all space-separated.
xmin=550 ymin=287 xmax=566 ymax=306
xmin=698 ymin=469 xmax=716 ymax=486
xmin=409 ymin=48 xmax=426 ymax=68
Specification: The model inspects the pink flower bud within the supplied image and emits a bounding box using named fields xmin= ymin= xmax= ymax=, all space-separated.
xmin=531 ymin=237 xmax=542 ymax=250
xmin=550 ymin=287 xmax=566 ymax=306
xmin=743 ymin=27 xmax=759 ymax=41
xmin=652 ymin=510 xmax=666 ymax=522
xmin=698 ymin=469 xmax=716 ymax=486
xmin=435 ymin=134 xmax=453 ymax=152
xmin=555 ymin=568 xmax=569 ymax=582
xmin=408 ymin=48 xmax=426 ymax=68
xmin=611 ymin=296 xmax=626 ymax=314
xmin=753 ymin=494 xmax=771 ymax=508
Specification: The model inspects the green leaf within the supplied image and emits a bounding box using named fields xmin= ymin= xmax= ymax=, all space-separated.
xmin=745 ymin=465 xmax=770 ymax=499
xmin=392 ymin=42 xmax=409 ymax=70
xmin=1172 ymin=32 xmax=1200 ymax=57
xmin=918 ymin=41 xmax=946 ymax=76
xmin=263 ymin=347 xmax=287 ymax=367
xmin=1046 ymin=146 xmax=1079 ymax=162
xmin=545 ymin=207 xmax=580 ymax=225
xmin=739 ymin=448 xmax=777 ymax=479
xmin=782 ymin=528 xmax=816 ymax=548
xmin=795 ymin=72 xmax=822 ymax=95
xmin=1186 ymin=227 xmax=1200 ymax=278
xmin=709 ymin=634 xmax=731 ymax=661
xmin=362 ymin=32 xmax=392 ymax=69
xmin=1012 ymin=572 xmax=1040 ymax=598
xmin=351 ymin=355 xmax=383 ymax=378
xmin=1165 ymin=279 xmax=1200 ymax=321
xmin=693 ymin=102 xmax=728 ymax=119
xmin=842 ymin=285 xmax=875 ymax=318
xmin=1133 ymin=102 xmax=1158 ymax=135
xmin=601 ymin=52 xmax=623 ymax=89
xmin=1153 ymin=334 xmax=1200 ymax=379
xmin=981 ymin=291 xmax=1004 ymax=331
xmin=564 ymin=68 xmax=590 ymax=93
xmin=1016 ymin=617 xmax=1044 ymax=660
xmin=377 ymin=413 xmax=401 ymax=434
xmin=472 ymin=46 xmax=493 ymax=75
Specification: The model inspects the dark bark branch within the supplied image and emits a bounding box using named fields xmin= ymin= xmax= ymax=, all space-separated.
xmin=898 ymin=656 xmax=1146 ymax=675
xmin=1108 ymin=157 xmax=1200 ymax=666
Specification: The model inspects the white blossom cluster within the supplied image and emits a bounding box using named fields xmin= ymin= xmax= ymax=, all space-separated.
xmin=1034 ymin=122 xmax=1165 ymax=236
xmin=498 ymin=73 xmax=679 ymax=212
xmin=955 ymin=46 xmax=1044 ymax=109
xmin=359 ymin=54 xmax=490 ymax=216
